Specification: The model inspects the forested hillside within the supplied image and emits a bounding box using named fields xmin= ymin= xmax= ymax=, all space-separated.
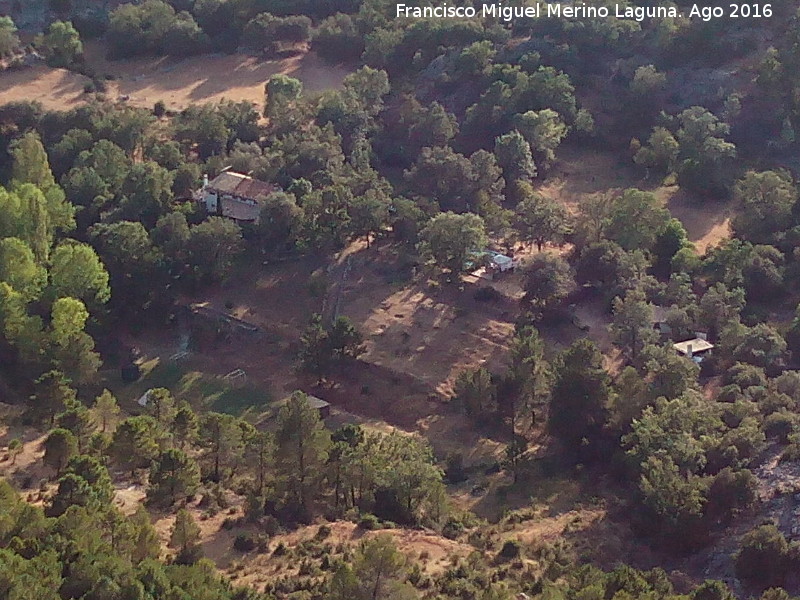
xmin=3 ymin=1 xmax=800 ymax=599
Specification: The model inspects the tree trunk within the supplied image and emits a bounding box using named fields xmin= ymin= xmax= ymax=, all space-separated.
xmin=298 ymin=435 xmax=306 ymax=509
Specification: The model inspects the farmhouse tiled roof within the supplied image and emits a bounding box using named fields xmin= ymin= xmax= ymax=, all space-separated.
xmin=221 ymin=198 xmax=261 ymax=222
xmin=207 ymin=171 xmax=276 ymax=200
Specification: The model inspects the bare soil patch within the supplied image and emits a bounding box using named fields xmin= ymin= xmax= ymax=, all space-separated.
xmin=662 ymin=187 xmax=732 ymax=254
xmin=0 ymin=65 xmax=90 ymax=112
xmin=153 ymin=495 xmax=246 ymax=567
xmin=0 ymin=420 xmax=49 ymax=491
xmin=337 ymin=244 xmax=521 ymax=399
xmin=0 ymin=41 xmax=351 ymax=112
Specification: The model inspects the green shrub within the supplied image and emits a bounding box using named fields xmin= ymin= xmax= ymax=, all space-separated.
xmin=233 ymin=532 xmax=256 ymax=552
xmin=315 ymin=524 xmax=332 ymax=540
xmin=154 ymin=100 xmax=166 ymax=117
xmin=780 ymin=443 xmax=800 ymax=463
xmin=174 ymin=544 xmax=203 ymax=565
xmin=307 ymin=272 xmax=328 ymax=298
xmin=442 ymin=518 xmax=465 ymax=540
xmin=499 ymin=539 xmax=522 ymax=560
xmin=764 ymin=411 xmax=797 ymax=444
xmin=474 ymin=286 xmax=502 ymax=302
xmin=407 ymin=562 xmax=423 ymax=586
xmin=445 ymin=453 xmax=467 ymax=483
xmin=273 ymin=542 xmax=288 ymax=556
xmin=358 ymin=513 xmax=380 ymax=530
xmin=735 ymin=525 xmax=792 ymax=589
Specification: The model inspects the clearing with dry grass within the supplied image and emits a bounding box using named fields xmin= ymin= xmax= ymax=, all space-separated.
xmin=0 ymin=40 xmax=351 ymax=112
xmin=540 ymin=146 xmax=732 ymax=253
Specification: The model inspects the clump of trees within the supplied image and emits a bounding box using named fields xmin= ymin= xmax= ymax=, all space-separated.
xmin=34 ymin=386 xmax=447 ymax=532
xmin=0 ymin=133 xmax=105 ymax=399
xmin=35 ymin=21 xmax=83 ymax=69
xmin=298 ymin=314 xmax=365 ymax=382
xmin=107 ymin=0 xmax=209 ymax=58
xmin=0 ymin=17 xmax=20 ymax=57
xmin=633 ymin=107 xmax=737 ymax=197
xmin=0 ymin=478 xmax=254 ymax=599
xmin=105 ymin=0 xmax=317 ymax=58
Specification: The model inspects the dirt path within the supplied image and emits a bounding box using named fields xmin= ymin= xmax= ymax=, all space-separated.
xmin=321 ymin=252 xmax=355 ymax=326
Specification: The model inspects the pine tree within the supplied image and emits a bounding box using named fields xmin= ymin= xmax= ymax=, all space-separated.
xmin=298 ymin=313 xmax=332 ymax=382
xmin=170 ymin=509 xmax=202 ymax=564
xmin=148 ymin=448 xmax=200 ymax=505
xmin=198 ymin=412 xmax=243 ymax=482
xmin=55 ymin=398 xmax=94 ymax=453
xmin=130 ymin=505 xmax=161 ymax=564
xmin=92 ymin=389 xmax=119 ymax=433
xmin=246 ymin=430 xmax=273 ymax=496
xmin=610 ymin=289 xmax=658 ymax=363
xmin=110 ymin=416 xmax=161 ymax=475
xmin=549 ymin=339 xmax=610 ymax=462
xmin=173 ymin=401 xmax=199 ymax=449
xmin=274 ymin=391 xmax=331 ymax=513
xmin=42 ymin=428 xmax=77 ymax=475
xmin=146 ymin=388 xmax=176 ymax=427
xmin=31 ymin=370 xmax=76 ymax=427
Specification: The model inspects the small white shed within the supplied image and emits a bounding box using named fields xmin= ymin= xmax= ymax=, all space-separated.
xmin=491 ymin=254 xmax=515 ymax=272
xmin=137 ymin=389 xmax=153 ymax=407
xmin=674 ymin=338 xmax=714 ymax=363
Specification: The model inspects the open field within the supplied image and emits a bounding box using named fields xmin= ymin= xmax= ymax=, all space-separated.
xmin=95 ymin=246 xmax=526 ymax=465
xmin=0 ymin=41 xmax=350 ymax=112
xmin=541 ymin=146 xmax=732 ymax=253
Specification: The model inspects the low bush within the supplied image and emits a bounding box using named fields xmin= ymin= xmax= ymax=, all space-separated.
xmin=233 ymin=532 xmax=256 ymax=552
xmin=499 ymin=539 xmax=522 ymax=560
xmin=358 ymin=513 xmax=380 ymax=530
xmin=315 ymin=524 xmax=332 ymax=540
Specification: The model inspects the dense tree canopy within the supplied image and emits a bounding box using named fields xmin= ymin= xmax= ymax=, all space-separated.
xmin=3 ymin=1 xmax=800 ymax=596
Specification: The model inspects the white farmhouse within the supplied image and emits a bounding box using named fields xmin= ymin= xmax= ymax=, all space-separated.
xmin=197 ymin=170 xmax=278 ymax=224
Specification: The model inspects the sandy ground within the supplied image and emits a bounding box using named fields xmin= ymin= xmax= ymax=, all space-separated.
xmin=0 ymin=41 xmax=350 ymax=112
xmin=0 ymin=427 xmax=49 ymax=490
xmin=0 ymin=404 xmax=50 ymax=490
xmin=663 ymin=187 xmax=732 ymax=254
